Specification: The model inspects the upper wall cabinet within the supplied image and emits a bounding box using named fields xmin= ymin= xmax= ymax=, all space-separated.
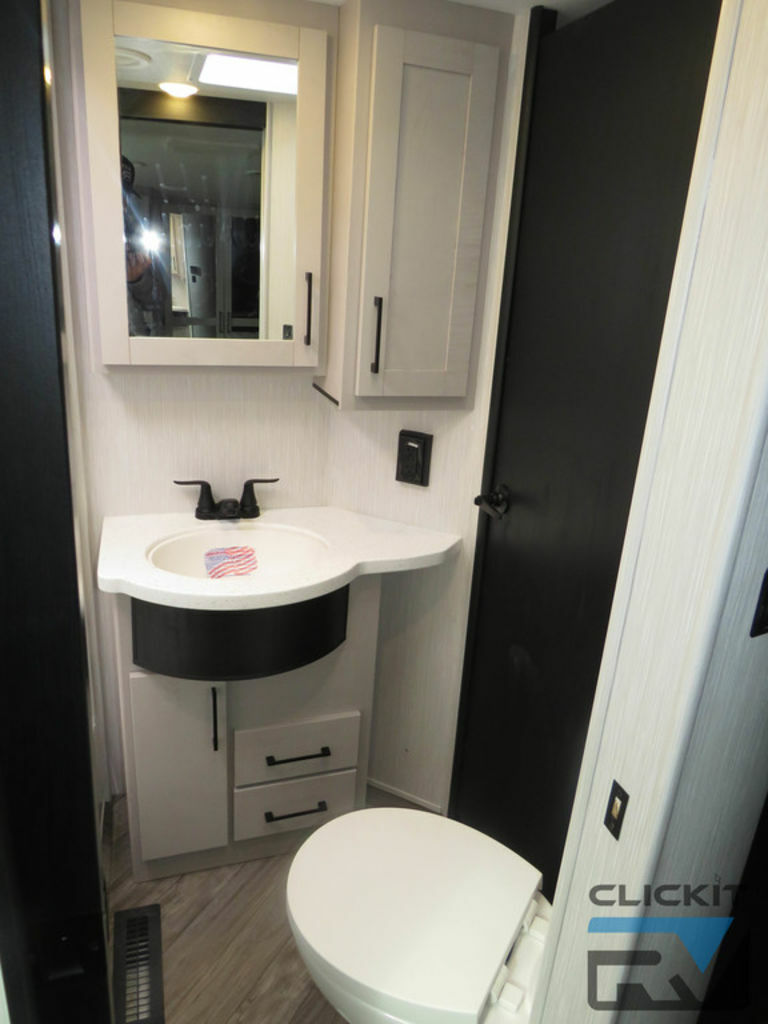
xmin=355 ymin=28 xmax=498 ymax=398
xmin=77 ymin=1 xmax=331 ymax=367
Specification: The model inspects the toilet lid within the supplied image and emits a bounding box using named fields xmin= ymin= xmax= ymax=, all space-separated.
xmin=286 ymin=808 xmax=542 ymax=1024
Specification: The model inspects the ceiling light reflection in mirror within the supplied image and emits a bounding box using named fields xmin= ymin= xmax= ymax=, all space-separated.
xmin=115 ymin=36 xmax=297 ymax=342
xmin=199 ymin=54 xmax=298 ymax=95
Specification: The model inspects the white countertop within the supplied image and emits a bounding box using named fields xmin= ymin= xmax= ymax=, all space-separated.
xmin=98 ymin=507 xmax=461 ymax=610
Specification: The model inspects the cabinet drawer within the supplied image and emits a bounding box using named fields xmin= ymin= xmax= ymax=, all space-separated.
xmin=234 ymin=711 xmax=360 ymax=786
xmin=233 ymin=770 xmax=357 ymax=840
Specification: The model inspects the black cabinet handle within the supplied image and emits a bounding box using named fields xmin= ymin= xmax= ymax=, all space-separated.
xmin=304 ymin=271 xmax=313 ymax=346
xmin=211 ymin=687 xmax=219 ymax=752
xmin=265 ymin=745 xmax=331 ymax=767
xmin=264 ymin=800 xmax=327 ymax=824
xmin=370 ymin=295 xmax=383 ymax=373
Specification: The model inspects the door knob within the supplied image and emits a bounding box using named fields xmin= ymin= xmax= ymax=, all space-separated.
xmin=474 ymin=484 xmax=511 ymax=519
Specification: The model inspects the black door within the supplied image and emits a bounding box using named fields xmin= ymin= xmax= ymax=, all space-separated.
xmin=0 ymin=1 xmax=111 ymax=1019
xmin=449 ymin=0 xmax=721 ymax=899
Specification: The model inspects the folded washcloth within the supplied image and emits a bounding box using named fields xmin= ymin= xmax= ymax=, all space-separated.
xmin=204 ymin=546 xmax=258 ymax=578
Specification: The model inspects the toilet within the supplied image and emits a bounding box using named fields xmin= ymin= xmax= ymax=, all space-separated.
xmin=286 ymin=807 xmax=552 ymax=1024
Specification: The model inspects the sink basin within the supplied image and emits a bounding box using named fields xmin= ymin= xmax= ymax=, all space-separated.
xmin=99 ymin=507 xmax=461 ymax=611
xmin=99 ymin=507 xmax=461 ymax=680
xmin=147 ymin=522 xmax=330 ymax=580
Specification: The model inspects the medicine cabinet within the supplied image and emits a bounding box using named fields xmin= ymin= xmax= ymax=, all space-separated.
xmin=78 ymin=1 xmax=330 ymax=367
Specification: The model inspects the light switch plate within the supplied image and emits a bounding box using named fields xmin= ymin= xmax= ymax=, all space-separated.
xmin=396 ymin=430 xmax=432 ymax=486
xmin=604 ymin=780 xmax=629 ymax=840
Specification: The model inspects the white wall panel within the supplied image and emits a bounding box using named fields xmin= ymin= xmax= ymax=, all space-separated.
xmin=326 ymin=408 xmax=484 ymax=810
xmin=325 ymin=11 xmax=528 ymax=811
xmin=535 ymin=3 xmax=768 ymax=1018
xmin=84 ymin=368 xmax=331 ymax=790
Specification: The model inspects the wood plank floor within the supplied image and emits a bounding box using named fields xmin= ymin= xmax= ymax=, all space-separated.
xmin=103 ymin=789 xmax=422 ymax=1023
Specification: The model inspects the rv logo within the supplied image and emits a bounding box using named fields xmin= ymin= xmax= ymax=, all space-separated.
xmin=587 ymin=916 xmax=733 ymax=1010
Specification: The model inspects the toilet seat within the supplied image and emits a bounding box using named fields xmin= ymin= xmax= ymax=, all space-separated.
xmin=286 ymin=808 xmax=544 ymax=1024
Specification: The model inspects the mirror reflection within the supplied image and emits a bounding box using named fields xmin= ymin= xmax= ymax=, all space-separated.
xmin=115 ymin=37 xmax=297 ymax=340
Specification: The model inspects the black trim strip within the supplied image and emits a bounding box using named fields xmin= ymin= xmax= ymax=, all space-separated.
xmin=118 ymin=87 xmax=267 ymax=130
xmin=312 ymin=381 xmax=340 ymax=406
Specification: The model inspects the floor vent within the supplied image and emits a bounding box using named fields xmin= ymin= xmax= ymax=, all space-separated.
xmin=113 ymin=905 xmax=165 ymax=1024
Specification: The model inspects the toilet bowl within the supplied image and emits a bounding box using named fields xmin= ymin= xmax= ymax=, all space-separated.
xmin=286 ymin=807 xmax=552 ymax=1024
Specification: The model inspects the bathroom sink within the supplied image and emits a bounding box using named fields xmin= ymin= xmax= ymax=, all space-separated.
xmin=98 ymin=507 xmax=461 ymax=611
xmin=99 ymin=508 xmax=460 ymax=680
xmin=147 ymin=522 xmax=330 ymax=580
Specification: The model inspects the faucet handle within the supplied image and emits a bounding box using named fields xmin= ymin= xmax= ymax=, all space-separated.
xmin=174 ymin=480 xmax=216 ymax=519
xmin=240 ymin=477 xmax=279 ymax=519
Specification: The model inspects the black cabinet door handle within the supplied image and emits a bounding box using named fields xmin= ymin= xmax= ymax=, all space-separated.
xmin=265 ymin=745 xmax=331 ymax=767
xmin=304 ymin=271 xmax=313 ymax=346
xmin=264 ymin=800 xmax=327 ymax=824
xmin=211 ymin=687 xmax=219 ymax=752
xmin=370 ymin=296 xmax=383 ymax=373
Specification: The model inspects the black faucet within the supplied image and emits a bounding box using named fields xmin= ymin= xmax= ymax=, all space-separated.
xmin=174 ymin=478 xmax=279 ymax=520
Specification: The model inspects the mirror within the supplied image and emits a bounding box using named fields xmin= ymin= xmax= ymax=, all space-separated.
xmin=115 ymin=37 xmax=296 ymax=341
xmin=78 ymin=1 xmax=328 ymax=366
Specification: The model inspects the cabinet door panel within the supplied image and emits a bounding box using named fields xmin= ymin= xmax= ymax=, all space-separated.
xmin=130 ymin=672 xmax=227 ymax=860
xmin=356 ymin=27 xmax=498 ymax=397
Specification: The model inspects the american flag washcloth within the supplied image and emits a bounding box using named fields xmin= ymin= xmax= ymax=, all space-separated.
xmin=204 ymin=546 xmax=258 ymax=578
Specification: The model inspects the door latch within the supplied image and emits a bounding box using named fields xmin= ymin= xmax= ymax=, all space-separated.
xmin=474 ymin=484 xmax=511 ymax=519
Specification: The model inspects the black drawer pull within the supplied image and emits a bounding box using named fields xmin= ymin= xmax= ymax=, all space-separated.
xmin=265 ymin=800 xmax=328 ymax=824
xmin=266 ymin=745 xmax=331 ymax=767
xmin=304 ymin=271 xmax=313 ymax=346
xmin=370 ymin=295 xmax=383 ymax=373
xmin=211 ymin=687 xmax=219 ymax=752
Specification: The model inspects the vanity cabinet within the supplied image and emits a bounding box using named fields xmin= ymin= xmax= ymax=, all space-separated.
xmin=109 ymin=572 xmax=388 ymax=879
xmin=98 ymin=513 xmax=459 ymax=878
xmin=129 ymin=672 xmax=227 ymax=861
xmin=355 ymin=28 xmax=498 ymax=398
xmin=129 ymin=673 xmax=359 ymax=859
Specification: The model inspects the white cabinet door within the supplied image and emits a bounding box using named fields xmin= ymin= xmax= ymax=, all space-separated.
xmin=355 ymin=27 xmax=498 ymax=397
xmin=130 ymin=672 xmax=228 ymax=861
